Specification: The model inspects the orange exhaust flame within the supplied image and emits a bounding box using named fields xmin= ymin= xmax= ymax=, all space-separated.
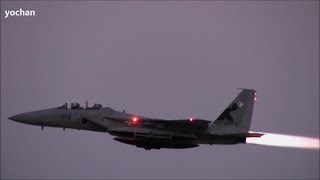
xmin=247 ymin=131 xmax=320 ymax=150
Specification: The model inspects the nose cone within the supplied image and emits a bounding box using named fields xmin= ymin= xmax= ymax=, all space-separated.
xmin=9 ymin=113 xmax=34 ymax=124
xmin=9 ymin=114 xmax=25 ymax=122
xmin=9 ymin=111 xmax=45 ymax=125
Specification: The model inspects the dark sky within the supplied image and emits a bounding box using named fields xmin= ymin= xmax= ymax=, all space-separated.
xmin=1 ymin=1 xmax=319 ymax=179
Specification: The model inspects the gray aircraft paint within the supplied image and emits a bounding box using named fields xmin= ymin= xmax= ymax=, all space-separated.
xmin=9 ymin=89 xmax=262 ymax=150
xmin=1 ymin=1 xmax=318 ymax=179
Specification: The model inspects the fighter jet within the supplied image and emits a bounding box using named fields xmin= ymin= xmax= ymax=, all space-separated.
xmin=9 ymin=89 xmax=263 ymax=150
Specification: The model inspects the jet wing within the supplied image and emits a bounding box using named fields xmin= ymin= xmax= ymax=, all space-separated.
xmin=140 ymin=118 xmax=211 ymax=128
xmin=85 ymin=114 xmax=211 ymax=131
xmin=106 ymin=116 xmax=211 ymax=131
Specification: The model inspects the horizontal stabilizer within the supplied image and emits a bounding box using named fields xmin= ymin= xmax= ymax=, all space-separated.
xmin=226 ymin=132 xmax=264 ymax=138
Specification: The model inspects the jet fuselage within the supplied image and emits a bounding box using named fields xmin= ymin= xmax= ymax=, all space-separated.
xmin=9 ymin=89 xmax=262 ymax=150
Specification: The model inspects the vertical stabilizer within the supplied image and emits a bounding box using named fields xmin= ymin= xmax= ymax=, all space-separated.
xmin=208 ymin=89 xmax=256 ymax=135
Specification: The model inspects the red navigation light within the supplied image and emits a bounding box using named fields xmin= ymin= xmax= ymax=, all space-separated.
xmin=254 ymin=92 xmax=257 ymax=101
xmin=131 ymin=116 xmax=139 ymax=124
xmin=189 ymin=117 xmax=193 ymax=122
xmin=133 ymin=117 xmax=137 ymax=122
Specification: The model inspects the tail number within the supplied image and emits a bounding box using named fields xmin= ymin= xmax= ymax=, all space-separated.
xmin=61 ymin=114 xmax=71 ymax=120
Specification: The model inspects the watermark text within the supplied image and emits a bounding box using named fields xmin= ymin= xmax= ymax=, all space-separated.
xmin=4 ymin=8 xmax=35 ymax=18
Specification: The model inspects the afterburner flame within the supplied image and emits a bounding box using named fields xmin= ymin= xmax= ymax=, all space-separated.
xmin=247 ymin=131 xmax=320 ymax=150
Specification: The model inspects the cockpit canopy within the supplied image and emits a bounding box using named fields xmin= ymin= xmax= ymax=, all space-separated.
xmin=71 ymin=103 xmax=81 ymax=109
xmin=56 ymin=102 xmax=103 ymax=110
